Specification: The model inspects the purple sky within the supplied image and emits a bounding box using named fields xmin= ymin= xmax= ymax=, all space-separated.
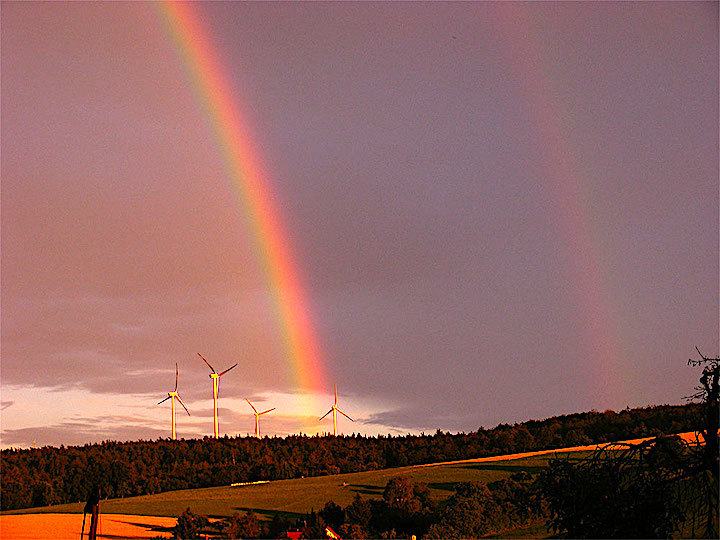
xmin=1 ymin=2 xmax=718 ymax=448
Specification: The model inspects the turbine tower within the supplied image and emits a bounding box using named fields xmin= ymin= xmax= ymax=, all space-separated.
xmin=158 ymin=363 xmax=190 ymax=440
xmin=320 ymin=384 xmax=354 ymax=436
xmin=245 ymin=398 xmax=275 ymax=438
xmin=198 ymin=353 xmax=237 ymax=438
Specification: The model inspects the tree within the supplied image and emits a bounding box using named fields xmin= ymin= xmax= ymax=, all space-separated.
xmin=687 ymin=347 xmax=719 ymax=480
xmin=378 ymin=476 xmax=435 ymax=536
xmin=426 ymin=482 xmax=506 ymax=538
xmin=224 ymin=510 xmax=262 ymax=539
xmin=319 ymin=500 xmax=344 ymax=530
xmin=539 ymin=439 xmax=686 ymax=538
xmin=173 ymin=507 xmax=209 ymax=539
xmin=383 ymin=476 xmax=416 ymax=512
xmin=539 ymin=348 xmax=720 ymax=538
xmin=685 ymin=347 xmax=719 ymax=538
xmin=489 ymin=471 xmax=546 ymax=525
xmin=382 ymin=476 xmax=431 ymax=514
xmin=344 ymin=494 xmax=371 ymax=530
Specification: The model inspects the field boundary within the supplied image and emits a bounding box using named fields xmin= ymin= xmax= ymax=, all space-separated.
xmin=412 ymin=431 xmax=703 ymax=469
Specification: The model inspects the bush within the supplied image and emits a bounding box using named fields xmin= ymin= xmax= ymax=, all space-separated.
xmin=426 ymin=482 xmax=506 ymax=538
xmin=173 ymin=507 xmax=209 ymax=539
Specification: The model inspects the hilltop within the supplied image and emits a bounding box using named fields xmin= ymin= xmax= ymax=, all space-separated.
xmin=1 ymin=403 xmax=701 ymax=512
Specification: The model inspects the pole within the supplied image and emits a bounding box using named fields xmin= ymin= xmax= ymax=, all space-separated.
xmin=171 ymin=396 xmax=176 ymax=440
xmin=213 ymin=377 xmax=219 ymax=438
xmin=89 ymin=504 xmax=99 ymax=540
xmin=83 ymin=487 xmax=100 ymax=540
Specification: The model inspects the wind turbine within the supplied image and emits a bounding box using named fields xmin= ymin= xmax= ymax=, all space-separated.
xmin=320 ymin=384 xmax=354 ymax=436
xmin=245 ymin=398 xmax=275 ymax=438
xmin=158 ymin=363 xmax=190 ymax=440
xmin=198 ymin=353 xmax=237 ymax=438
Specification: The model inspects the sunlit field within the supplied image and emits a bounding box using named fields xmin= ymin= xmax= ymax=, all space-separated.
xmin=4 ymin=453 xmax=568 ymax=520
xmin=1 ymin=453 xmax=568 ymax=539
xmin=0 ymin=513 xmax=176 ymax=539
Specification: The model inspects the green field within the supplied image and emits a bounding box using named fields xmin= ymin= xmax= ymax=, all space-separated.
xmin=5 ymin=451 xmax=586 ymax=522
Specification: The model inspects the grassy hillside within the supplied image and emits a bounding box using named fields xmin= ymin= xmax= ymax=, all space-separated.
xmin=3 ymin=403 xmax=700 ymax=512
xmin=4 ymin=452 xmax=585 ymax=520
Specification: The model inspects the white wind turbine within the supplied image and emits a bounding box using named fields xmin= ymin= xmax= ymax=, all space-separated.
xmin=245 ymin=398 xmax=275 ymax=438
xmin=320 ymin=384 xmax=354 ymax=436
xmin=157 ymin=363 xmax=190 ymax=440
xmin=198 ymin=353 xmax=237 ymax=438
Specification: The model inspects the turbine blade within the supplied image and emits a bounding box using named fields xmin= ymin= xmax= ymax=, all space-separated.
xmin=218 ymin=363 xmax=238 ymax=377
xmin=334 ymin=383 xmax=338 ymax=405
xmin=245 ymin=398 xmax=258 ymax=413
xmin=158 ymin=395 xmax=171 ymax=405
xmin=337 ymin=409 xmax=354 ymax=421
xmin=174 ymin=363 xmax=179 ymax=392
xmin=259 ymin=408 xmax=276 ymax=415
xmin=197 ymin=353 xmax=216 ymax=373
xmin=176 ymin=395 xmax=191 ymax=416
xmin=319 ymin=409 xmax=333 ymax=421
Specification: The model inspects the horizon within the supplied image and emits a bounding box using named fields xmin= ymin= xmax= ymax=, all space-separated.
xmin=1 ymin=2 xmax=718 ymax=449
xmin=0 ymin=395 xmax=700 ymax=452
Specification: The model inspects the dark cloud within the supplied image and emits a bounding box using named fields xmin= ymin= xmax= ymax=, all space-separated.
xmin=1 ymin=400 xmax=14 ymax=410
xmin=363 ymin=407 xmax=477 ymax=434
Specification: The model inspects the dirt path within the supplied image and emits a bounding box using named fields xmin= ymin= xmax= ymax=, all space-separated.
xmin=413 ymin=430 xmax=703 ymax=468
xmin=0 ymin=513 xmax=175 ymax=539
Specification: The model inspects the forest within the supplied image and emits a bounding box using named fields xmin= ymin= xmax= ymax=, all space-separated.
xmin=0 ymin=402 xmax=701 ymax=511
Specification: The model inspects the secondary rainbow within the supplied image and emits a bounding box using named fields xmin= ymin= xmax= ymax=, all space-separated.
xmin=157 ymin=2 xmax=326 ymax=397
xmin=491 ymin=6 xmax=628 ymax=403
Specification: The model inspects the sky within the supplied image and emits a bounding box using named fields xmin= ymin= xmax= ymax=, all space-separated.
xmin=1 ymin=2 xmax=718 ymax=448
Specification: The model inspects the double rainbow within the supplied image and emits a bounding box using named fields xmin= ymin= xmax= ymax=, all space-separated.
xmin=157 ymin=2 xmax=326 ymax=398
xmin=157 ymin=3 xmax=626 ymax=414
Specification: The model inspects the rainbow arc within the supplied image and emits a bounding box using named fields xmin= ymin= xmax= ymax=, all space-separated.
xmin=157 ymin=2 xmax=327 ymax=404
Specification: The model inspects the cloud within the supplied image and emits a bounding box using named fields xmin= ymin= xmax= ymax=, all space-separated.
xmin=1 ymin=400 xmax=15 ymax=410
xmin=1 ymin=421 xmax=172 ymax=448
xmin=0 ymin=289 xmax=295 ymax=400
xmin=363 ymin=406 xmax=478 ymax=433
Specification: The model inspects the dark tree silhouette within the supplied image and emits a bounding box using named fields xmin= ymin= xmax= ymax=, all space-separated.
xmin=540 ymin=348 xmax=720 ymax=538
xmin=687 ymin=347 xmax=719 ymax=479
xmin=172 ymin=507 xmax=209 ymax=539
xmin=686 ymin=347 xmax=719 ymax=538
xmin=540 ymin=438 xmax=688 ymax=538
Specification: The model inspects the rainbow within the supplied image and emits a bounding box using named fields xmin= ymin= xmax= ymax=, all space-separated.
xmin=157 ymin=2 xmax=326 ymax=399
xmin=491 ymin=6 xmax=628 ymax=404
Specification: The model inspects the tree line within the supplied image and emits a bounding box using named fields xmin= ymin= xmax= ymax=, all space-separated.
xmin=1 ymin=402 xmax=701 ymax=511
